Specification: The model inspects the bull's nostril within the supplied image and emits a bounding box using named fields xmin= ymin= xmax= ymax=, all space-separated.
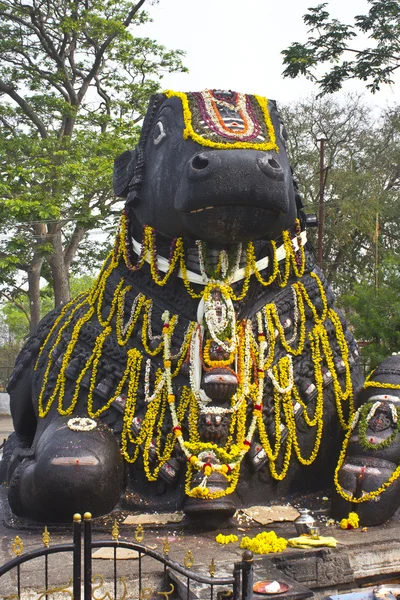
xmin=192 ymin=155 xmax=209 ymax=170
xmin=268 ymin=158 xmax=281 ymax=170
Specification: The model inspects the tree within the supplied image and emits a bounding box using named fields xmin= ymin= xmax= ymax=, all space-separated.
xmin=281 ymin=1 xmax=400 ymax=95
xmin=0 ymin=274 xmax=94 ymax=389
xmin=0 ymin=0 xmax=186 ymax=330
xmin=281 ymin=95 xmax=400 ymax=294
xmin=340 ymin=256 xmax=400 ymax=370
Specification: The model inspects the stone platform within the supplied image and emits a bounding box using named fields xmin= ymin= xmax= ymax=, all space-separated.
xmin=1 ymin=493 xmax=400 ymax=600
xmin=1 ymin=413 xmax=399 ymax=599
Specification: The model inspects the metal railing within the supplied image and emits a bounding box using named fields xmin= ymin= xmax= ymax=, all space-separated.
xmin=0 ymin=512 xmax=254 ymax=600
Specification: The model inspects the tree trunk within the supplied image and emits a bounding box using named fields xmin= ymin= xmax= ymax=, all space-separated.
xmin=47 ymin=229 xmax=70 ymax=307
xmin=28 ymin=253 xmax=44 ymax=332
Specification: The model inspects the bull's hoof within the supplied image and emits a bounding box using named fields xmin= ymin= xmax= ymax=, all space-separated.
xmin=8 ymin=418 xmax=125 ymax=522
xmin=0 ymin=432 xmax=32 ymax=482
xmin=332 ymin=456 xmax=400 ymax=527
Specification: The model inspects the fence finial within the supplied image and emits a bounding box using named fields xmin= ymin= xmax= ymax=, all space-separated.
xmin=163 ymin=536 xmax=170 ymax=556
xmin=184 ymin=550 xmax=194 ymax=569
xmin=135 ymin=523 xmax=145 ymax=543
xmin=11 ymin=536 xmax=24 ymax=557
xmin=112 ymin=519 xmax=120 ymax=541
xmin=209 ymin=557 xmax=216 ymax=577
xmin=42 ymin=526 xmax=50 ymax=548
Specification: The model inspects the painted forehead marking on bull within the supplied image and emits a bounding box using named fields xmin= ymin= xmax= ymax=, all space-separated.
xmin=164 ymin=90 xmax=279 ymax=152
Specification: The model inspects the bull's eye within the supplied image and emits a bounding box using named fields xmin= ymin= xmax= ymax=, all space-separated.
xmin=153 ymin=120 xmax=167 ymax=145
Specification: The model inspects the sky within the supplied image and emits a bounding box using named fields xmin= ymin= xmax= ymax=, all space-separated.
xmin=139 ymin=0 xmax=399 ymax=109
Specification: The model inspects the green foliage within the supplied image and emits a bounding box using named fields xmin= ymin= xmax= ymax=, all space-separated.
xmin=281 ymin=95 xmax=400 ymax=295
xmin=0 ymin=274 xmax=94 ymax=389
xmin=0 ymin=275 xmax=95 ymax=346
xmin=281 ymin=1 xmax=400 ymax=94
xmin=340 ymin=257 xmax=400 ymax=369
xmin=0 ymin=0 xmax=186 ymax=327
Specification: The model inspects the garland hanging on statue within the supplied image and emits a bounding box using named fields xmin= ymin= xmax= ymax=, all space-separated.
xmin=34 ymin=213 xmax=355 ymax=500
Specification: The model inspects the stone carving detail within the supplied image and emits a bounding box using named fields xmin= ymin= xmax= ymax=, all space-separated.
xmin=274 ymin=550 xmax=354 ymax=587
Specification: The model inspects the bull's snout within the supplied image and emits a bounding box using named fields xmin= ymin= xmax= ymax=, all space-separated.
xmin=257 ymin=153 xmax=285 ymax=181
xmin=188 ymin=152 xmax=221 ymax=180
xmin=175 ymin=147 xmax=296 ymax=242
xmin=188 ymin=151 xmax=285 ymax=183
xmin=191 ymin=153 xmax=210 ymax=170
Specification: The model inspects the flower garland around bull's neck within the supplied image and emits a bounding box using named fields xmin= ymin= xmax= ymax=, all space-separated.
xmin=34 ymin=222 xmax=355 ymax=500
xmin=119 ymin=211 xmax=307 ymax=301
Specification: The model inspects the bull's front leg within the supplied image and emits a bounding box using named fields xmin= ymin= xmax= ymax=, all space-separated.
xmin=7 ymin=416 xmax=126 ymax=522
xmin=332 ymin=357 xmax=400 ymax=526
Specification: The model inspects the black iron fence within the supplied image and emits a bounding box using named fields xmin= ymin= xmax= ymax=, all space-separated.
xmin=0 ymin=512 xmax=254 ymax=600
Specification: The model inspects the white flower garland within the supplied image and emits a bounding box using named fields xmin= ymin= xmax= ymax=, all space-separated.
xmin=145 ymin=301 xmax=162 ymax=342
xmin=130 ymin=231 xmax=307 ymax=286
xmin=285 ymin=287 xmax=300 ymax=344
xmin=122 ymin=293 xmax=144 ymax=337
xmin=350 ymin=407 xmax=362 ymax=431
xmin=267 ymin=354 xmax=294 ymax=394
xmin=366 ymin=401 xmax=381 ymax=423
xmin=144 ymin=358 xmax=167 ymax=404
xmin=201 ymin=90 xmax=257 ymax=140
xmin=203 ymin=287 xmax=236 ymax=353
xmin=67 ymin=417 xmax=97 ymax=432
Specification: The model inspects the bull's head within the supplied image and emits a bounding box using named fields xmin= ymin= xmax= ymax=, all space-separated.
xmin=114 ymin=90 xmax=300 ymax=244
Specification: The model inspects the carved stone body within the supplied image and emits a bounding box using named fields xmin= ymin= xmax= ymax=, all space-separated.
xmin=2 ymin=90 xmax=397 ymax=525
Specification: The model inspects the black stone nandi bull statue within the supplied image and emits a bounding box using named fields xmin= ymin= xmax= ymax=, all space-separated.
xmin=3 ymin=89 xmax=400 ymax=526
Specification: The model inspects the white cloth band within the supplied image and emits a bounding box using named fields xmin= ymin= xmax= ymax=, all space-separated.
xmin=131 ymin=230 xmax=308 ymax=286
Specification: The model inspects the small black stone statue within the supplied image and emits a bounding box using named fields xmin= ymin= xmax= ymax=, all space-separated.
xmin=2 ymin=90 xmax=400 ymax=524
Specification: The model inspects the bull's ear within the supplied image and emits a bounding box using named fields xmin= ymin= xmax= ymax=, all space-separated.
xmin=292 ymin=172 xmax=304 ymax=209
xmin=268 ymin=99 xmax=278 ymax=114
xmin=113 ymin=149 xmax=137 ymax=198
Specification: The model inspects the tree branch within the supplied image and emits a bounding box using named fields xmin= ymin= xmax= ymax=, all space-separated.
xmin=77 ymin=0 xmax=147 ymax=103
xmin=64 ymin=223 xmax=87 ymax=270
xmin=0 ymin=9 xmax=36 ymax=33
xmin=0 ymin=291 xmax=31 ymax=325
xmin=2 ymin=51 xmax=71 ymax=101
xmin=28 ymin=8 xmax=78 ymax=105
xmin=0 ymin=115 xmax=16 ymax=133
xmin=0 ymin=79 xmax=48 ymax=138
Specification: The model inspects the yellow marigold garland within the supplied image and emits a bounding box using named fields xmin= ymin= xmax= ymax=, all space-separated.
xmin=33 ymin=216 xmax=356 ymax=500
xmin=364 ymin=369 xmax=400 ymax=390
xmin=145 ymin=225 xmax=185 ymax=286
xmin=266 ymin=300 xmax=306 ymax=356
xmin=248 ymin=240 xmax=280 ymax=287
xmin=118 ymin=211 xmax=306 ymax=302
xmin=39 ymin=306 xmax=95 ymax=418
xmin=35 ymin=290 xmax=88 ymax=370
xmin=37 ymin=294 xmax=91 ymax=417
xmin=334 ymin=423 xmax=400 ymax=503
xmin=115 ymin=287 xmax=146 ymax=346
xmin=203 ymin=338 xmax=235 ymax=367
xmin=67 ymin=325 xmax=112 ymax=418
